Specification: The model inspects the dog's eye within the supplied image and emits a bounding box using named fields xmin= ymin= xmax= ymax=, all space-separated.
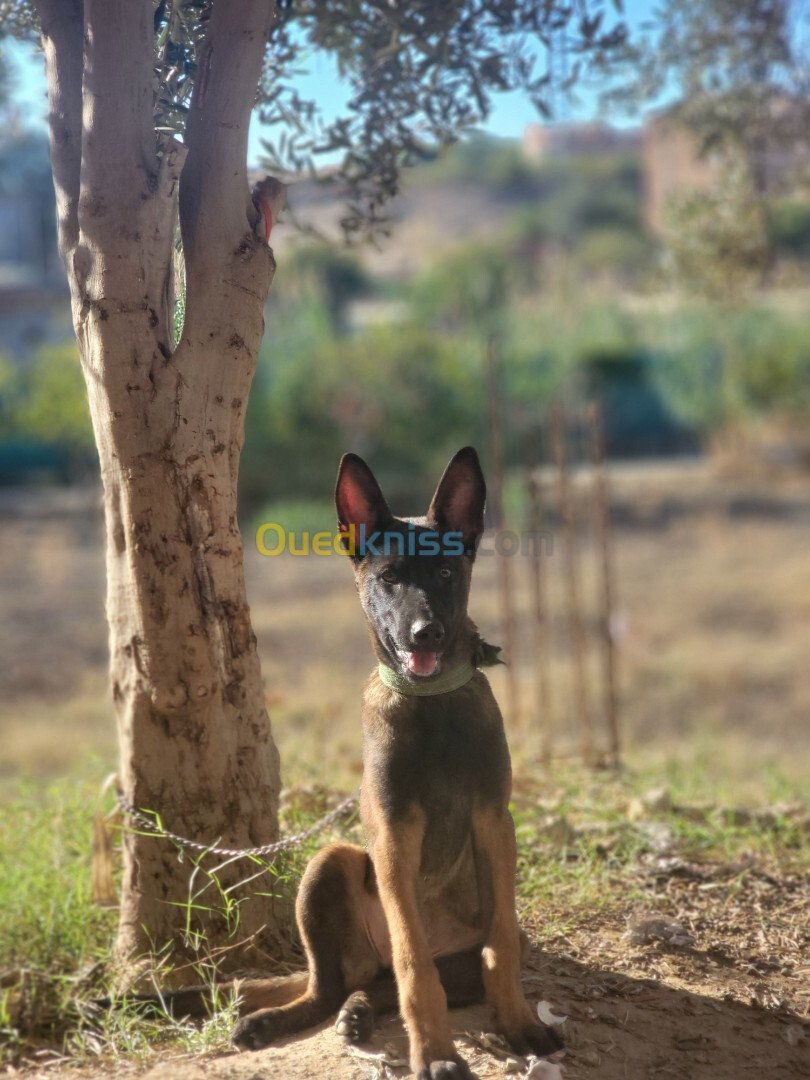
xmin=380 ymin=569 xmax=399 ymax=584
xmin=439 ymin=566 xmax=453 ymax=580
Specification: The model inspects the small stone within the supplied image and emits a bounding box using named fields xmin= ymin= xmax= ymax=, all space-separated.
xmin=643 ymin=787 xmax=672 ymax=812
xmin=784 ymin=1024 xmax=805 ymax=1047
xmin=626 ymin=797 xmax=645 ymax=823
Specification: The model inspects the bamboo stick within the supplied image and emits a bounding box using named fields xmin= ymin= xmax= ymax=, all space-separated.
xmin=550 ymin=402 xmax=593 ymax=765
xmin=486 ymin=337 xmax=520 ymax=728
xmin=526 ymin=445 xmax=554 ymax=761
xmin=588 ymin=399 xmax=621 ymax=766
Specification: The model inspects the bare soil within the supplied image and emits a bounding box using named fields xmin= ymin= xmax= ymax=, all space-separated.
xmin=12 ymin=893 xmax=809 ymax=1080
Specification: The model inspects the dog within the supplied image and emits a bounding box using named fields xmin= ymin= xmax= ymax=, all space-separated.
xmin=227 ymin=447 xmax=563 ymax=1078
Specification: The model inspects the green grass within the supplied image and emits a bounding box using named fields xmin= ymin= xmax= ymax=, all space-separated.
xmin=0 ymin=772 xmax=362 ymax=1067
xmin=0 ymin=771 xmax=117 ymax=1060
xmin=64 ymin=990 xmax=242 ymax=1066
xmin=510 ymin=758 xmax=808 ymax=940
xmin=0 ymin=759 xmax=805 ymax=1068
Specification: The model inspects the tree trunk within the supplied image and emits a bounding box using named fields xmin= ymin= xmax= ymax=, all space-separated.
xmin=35 ymin=0 xmax=284 ymax=977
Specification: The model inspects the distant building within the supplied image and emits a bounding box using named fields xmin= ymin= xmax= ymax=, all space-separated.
xmin=642 ymin=102 xmax=810 ymax=235
xmin=522 ymin=122 xmax=640 ymax=164
xmin=642 ymin=113 xmax=725 ymax=236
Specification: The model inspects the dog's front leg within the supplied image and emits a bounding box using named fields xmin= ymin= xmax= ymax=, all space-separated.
xmin=472 ymin=806 xmax=563 ymax=1058
xmin=373 ymin=811 xmax=475 ymax=1080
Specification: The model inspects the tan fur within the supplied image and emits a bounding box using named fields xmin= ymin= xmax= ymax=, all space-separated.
xmin=233 ymin=972 xmax=310 ymax=1012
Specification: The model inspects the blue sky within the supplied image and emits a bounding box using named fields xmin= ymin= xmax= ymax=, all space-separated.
xmin=4 ymin=0 xmax=659 ymax=163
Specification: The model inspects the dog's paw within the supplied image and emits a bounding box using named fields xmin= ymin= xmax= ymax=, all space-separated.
xmin=502 ymin=1021 xmax=564 ymax=1058
xmin=417 ymin=1057 xmax=477 ymax=1080
xmin=335 ymin=991 xmax=374 ymax=1044
xmin=231 ymin=1009 xmax=281 ymax=1051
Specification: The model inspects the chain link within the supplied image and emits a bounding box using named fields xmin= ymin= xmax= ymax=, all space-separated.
xmin=114 ymin=788 xmax=359 ymax=859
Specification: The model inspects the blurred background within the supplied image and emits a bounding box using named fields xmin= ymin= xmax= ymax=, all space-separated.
xmin=1 ymin=1 xmax=809 ymax=799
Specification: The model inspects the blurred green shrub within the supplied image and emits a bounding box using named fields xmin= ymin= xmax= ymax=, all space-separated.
xmin=0 ymin=344 xmax=95 ymax=482
xmin=650 ymin=305 xmax=810 ymax=433
xmin=508 ymin=151 xmax=645 ymax=244
xmin=243 ymin=315 xmax=487 ymax=512
xmin=576 ymin=227 xmax=653 ymax=281
xmin=3 ymin=233 xmax=810 ymax=507
xmin=13 ymin=343 xmax=93 ymax=452
xmin=409 ymin=242 xmax=515 ymax=331
xmin=665 ymin=165 xmax=769 ymax=301
xmin=736 ymin=308 xmax=810 ymax=412
xmin=767 ymin=199 xmax=810 ymax=257
xmin=271 ymin=244 xmax=370 ymax=331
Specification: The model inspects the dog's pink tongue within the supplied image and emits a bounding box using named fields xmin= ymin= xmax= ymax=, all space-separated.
xmin=406 ymin=651 xmax=439 ymax=677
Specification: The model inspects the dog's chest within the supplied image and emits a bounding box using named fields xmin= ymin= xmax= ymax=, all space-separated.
xmin=364 ymin=694 xmax=510 ymax=877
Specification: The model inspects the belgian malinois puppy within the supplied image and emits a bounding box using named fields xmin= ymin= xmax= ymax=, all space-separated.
xmin=228 ymin=447 xmax=563 ymax=1078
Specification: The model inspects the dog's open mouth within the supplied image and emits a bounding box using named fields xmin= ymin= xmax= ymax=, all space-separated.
xmin=386 ymin=632 xmax=442 ymax=678
xmin=390 ymin=642 xmax=440 ymax=678
xmin=402 ymin=650 xmax=440 ymax=678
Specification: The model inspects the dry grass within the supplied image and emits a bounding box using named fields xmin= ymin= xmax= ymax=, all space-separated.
xmin=1 ymin=462 xmax=810 ymax=795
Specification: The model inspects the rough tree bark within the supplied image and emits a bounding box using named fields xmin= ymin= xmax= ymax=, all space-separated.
xmin=34 ymin=0 xmax=283 ymax=977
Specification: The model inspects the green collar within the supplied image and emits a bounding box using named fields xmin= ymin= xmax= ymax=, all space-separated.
xmin=377 ymin=659 xmax=476 ymax=697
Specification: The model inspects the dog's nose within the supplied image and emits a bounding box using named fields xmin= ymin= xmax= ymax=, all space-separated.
xmin=411 ymin=619 xmax=445 ymax=645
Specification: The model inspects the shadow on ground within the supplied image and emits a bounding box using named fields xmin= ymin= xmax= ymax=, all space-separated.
xmin=130 ymin=948 xmax=809 ymax=1080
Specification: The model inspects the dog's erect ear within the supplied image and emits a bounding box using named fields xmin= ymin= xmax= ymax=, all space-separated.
xmin=335 ymin=453 xmax=392 ymax=537
xmin=426 ymin=446 xmax=486 ymax=551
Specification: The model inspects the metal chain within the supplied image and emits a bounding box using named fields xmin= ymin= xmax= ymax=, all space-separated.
xmin=114 ymin=788 xmax=359 ymax=859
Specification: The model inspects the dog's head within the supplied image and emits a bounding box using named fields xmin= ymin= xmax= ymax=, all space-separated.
xmin=335 ymin=447 xmax=486 ymax=682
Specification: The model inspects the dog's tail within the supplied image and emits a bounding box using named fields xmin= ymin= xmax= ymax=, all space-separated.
xmin=230 ymin=981 xmax=344 ymax=1050
xmin=92 ymin=971 xmax=310 ymax=1021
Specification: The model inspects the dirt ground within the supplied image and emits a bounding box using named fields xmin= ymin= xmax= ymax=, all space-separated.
xmin=1 ymin=464 xmax=809 ymax=1079
xmin=12 ymin=888 xmax=810 ymax=1080
xmin=175 ymin=844 xmax=804 ymax=1080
